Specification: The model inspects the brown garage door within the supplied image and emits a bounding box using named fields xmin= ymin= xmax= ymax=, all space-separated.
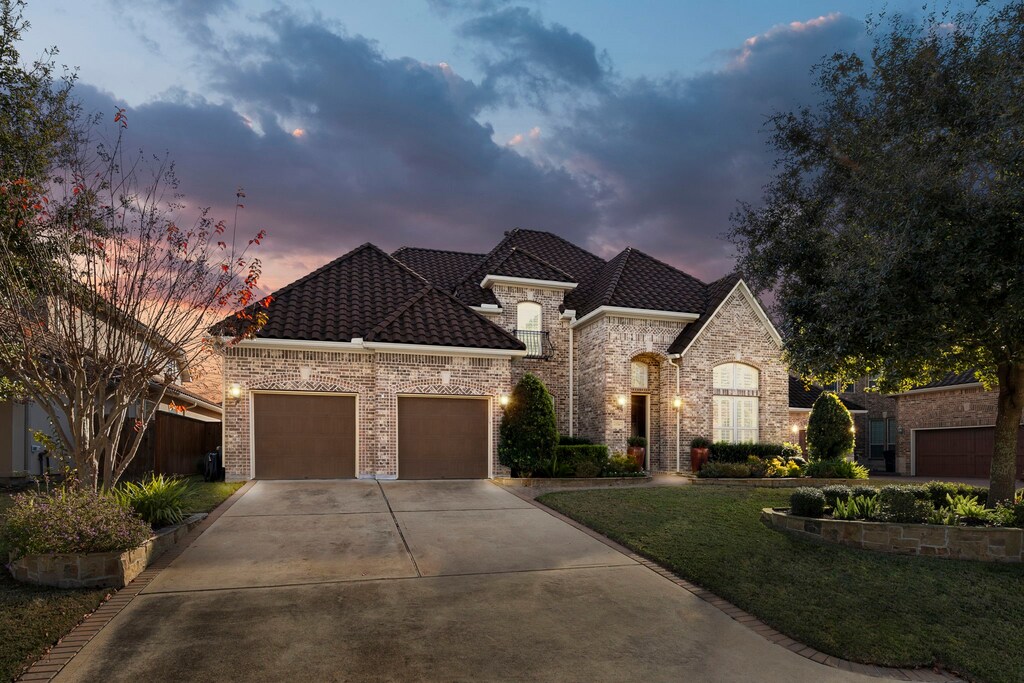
xmin=253 ymin=393 xmax=356 ymax=479
xmin=398 ymin=396 xmax=488 ymax=479
xmin=915 ymin=426 xmax=1024 ymax=479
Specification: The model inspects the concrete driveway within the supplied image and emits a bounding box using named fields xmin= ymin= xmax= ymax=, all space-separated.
xmin=55 ymin=480 xmax=877 ymax=682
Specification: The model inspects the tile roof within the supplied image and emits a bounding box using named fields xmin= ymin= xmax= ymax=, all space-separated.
xmin=451 ymin=229 xmax=607 ymax=308
xmin=391 ymin=247 xmax=485 ymax=292
xmin=908 ymin=370 xmax=981 ymax=392
xmin=215 ymin=243 xmax=523 ymax=351
xmin=788 ymin=376 xmax=866 ymax=411
xmin=486 ymin=247 xmax=576 ymax=283
xmin=576 ymin=247 xmax=706 ymax=318
xmin=666 ymin=273 xmax=742 ymax=355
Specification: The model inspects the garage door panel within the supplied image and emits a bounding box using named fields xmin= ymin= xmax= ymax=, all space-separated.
xmin=398 ymin=397 xmax=488 ymax=479
xmin=253 ymin=394 xmax=356 ymax=479
xmin=916 ymin=426 xmax=1024 ymax=478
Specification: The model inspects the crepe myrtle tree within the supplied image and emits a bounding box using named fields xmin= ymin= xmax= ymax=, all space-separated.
xmin=0 ymin=107 xmax=271 ymax=490
xmin=729 ymin=2 xmax=1024 ymax=502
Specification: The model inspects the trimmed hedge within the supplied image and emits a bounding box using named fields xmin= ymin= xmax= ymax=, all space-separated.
xmin=558 ymin=435 xmax=593 ymax=446
xmin=698 ymin=462 xmax=752 ymax=478
xmin=790 ymin=487 xmax=826 ymax=517
xmin=553 ymin=444 xmax=610 ymax=478
xmin=924 ymin=481 xmax=988 ymax=508
xmin=708 ymin=442 xmax=787 ymax=463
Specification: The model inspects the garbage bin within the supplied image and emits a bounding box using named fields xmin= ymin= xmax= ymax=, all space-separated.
xmin=204 ymin=447 xmax=224 ymax=482
xmin=883 ymin=449 xmax=896 ymax=473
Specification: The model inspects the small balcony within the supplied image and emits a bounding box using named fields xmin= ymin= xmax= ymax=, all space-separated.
xmin=515 ymin=329 xmax=553 ymax=360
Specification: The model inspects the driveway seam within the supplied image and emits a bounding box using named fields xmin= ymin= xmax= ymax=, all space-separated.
xmin=504 ymin=485 xmax=963 ymax=683
xmin=376 ymin=480 xmax=422 ymax=577
xmin=16 ymin=480 xmax=256 ymax=683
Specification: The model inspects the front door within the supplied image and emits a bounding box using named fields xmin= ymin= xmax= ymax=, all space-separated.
xmin=630 ymin=394 xmax=648 ymax=468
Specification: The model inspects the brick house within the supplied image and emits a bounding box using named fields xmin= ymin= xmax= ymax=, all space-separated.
xmin=217 ymin=229 xmax=787 ymax=481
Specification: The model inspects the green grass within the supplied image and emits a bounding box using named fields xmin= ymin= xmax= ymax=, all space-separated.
xmin=538 ymin=486 xmax=1024 ymax=683
xmin=0 ymin=478 xmax=242 ymax=681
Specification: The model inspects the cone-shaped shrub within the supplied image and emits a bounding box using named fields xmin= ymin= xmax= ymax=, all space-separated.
xmin=499 ymin=373 xmax=557 ymax=477
xmin=807 ymin=391 xmax=855 ymax=461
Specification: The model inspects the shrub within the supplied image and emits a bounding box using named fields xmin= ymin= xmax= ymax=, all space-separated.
xmin=558 ymin=435 xmax=593 ymax=446
xmin=2 ymin=486 xmax=151 ymax=557
xmin=553 ymin=444 xmax=609 ymax=478
xmin=781 ymin=441 xmax=803 ymax=459
xmin=765 ymin=457 xmax=800 ymax=478
xmin=627 ymin=436 xmax=647 ymax=448
xmin=602 ymin=452 xmax=643 ymax=477
xmin=834 ymin=494 xmax=879 ymax=520
xmin=746 ymin=455 xmax=767 ymax=478
xmin=941 ymin=494 xmax=989 ymax=526
xmin=499 ymin=374 xmax=558 ymax=476
xmin=923 ymin=481 xmax=988 ymax=509
xmin=804 ymin=458 xmax=869 ymax=480
xmin=988 ymin=502 xmax=1024 ymax=528
xmin=790 ymin=487 xmax=826 ymax=518
xmin=690 ymin=436 xmax=712 ymax=449
xmin=851 ymin=485 xmax=878 ymax=499
xmin=113 ymin=474 xmax=193 ymax=527
xmin=697 ymin=461 xmax=751 ymax=478
xmin=708 ymin=442 xmax=786 ymax=463
xmin=806 ymin=392 xmax=854 ymax=461
xmin=821 ymin=484 xmax=852 ymax=507
xmin=875 ymin=485 xmax=932 ymax=523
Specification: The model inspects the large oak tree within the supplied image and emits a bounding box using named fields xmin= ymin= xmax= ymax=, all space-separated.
xmin=730 ymin=2 xmax=1024 ymax=502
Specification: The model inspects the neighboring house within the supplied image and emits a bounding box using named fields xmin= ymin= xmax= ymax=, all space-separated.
xmin=893 ymin=371 xmax=1024 ymax=479
xmin=217 ymin=229 xmax=787 ymax=481
xmin=787 ymin=376 xmax=867 ymax=459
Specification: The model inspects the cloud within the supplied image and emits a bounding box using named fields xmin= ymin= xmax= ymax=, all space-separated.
xmin=426 ymin=0 xmax=519 ymax=16
xmin=458 ymin=7 xmax=611 ymax=105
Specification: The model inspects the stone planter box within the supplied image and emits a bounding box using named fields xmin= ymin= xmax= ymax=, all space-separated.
xmin=492 ymin=476 xmax=653 ymax=489
xmin=694 ymin=477 xmax=870 ymax=488
xmin=6 ymin=513 xmax=206 ymax=589
xmin=761 ymin=508 xmax=1023 ymax=562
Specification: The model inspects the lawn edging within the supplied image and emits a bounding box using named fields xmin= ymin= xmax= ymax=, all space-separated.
xmin=762 ymin=507 xmax=1024 ymax=562
xmin=693 ymin=477 xmax=872 ymax=488
xmin=492 ymin=475 xmax=652 ymax=488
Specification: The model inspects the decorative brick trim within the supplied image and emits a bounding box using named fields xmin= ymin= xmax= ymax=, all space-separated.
xmin=511 ymin=486 xmax=963 ymax=682
xmin=15 ymin=481 xmax=255 ymax=682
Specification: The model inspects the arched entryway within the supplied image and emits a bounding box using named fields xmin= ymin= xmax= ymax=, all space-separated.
xmin=629 ymin=352 xmax=663 ymax=470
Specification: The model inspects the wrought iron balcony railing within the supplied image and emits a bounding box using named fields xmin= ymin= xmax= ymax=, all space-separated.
xmin=515 ymin=329 xmax=553 ymax=360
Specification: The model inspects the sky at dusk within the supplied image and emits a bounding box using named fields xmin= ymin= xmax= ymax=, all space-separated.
xmin=21 ymin=0 xmax=984 ymax=290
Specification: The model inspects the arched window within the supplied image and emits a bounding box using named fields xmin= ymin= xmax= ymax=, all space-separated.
xmin=516 ymin=301 xmax=544 ymax=358
xmin=712 ymin=362 xmax=759 ymax=443
xmin=631 ymin=361 xmax=649 ymax=390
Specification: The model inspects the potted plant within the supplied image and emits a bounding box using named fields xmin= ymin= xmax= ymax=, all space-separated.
xmin=690 ymin=437 xmax=711 ymax=473
xmin=626 ymin=436 xmax=646 ymax=469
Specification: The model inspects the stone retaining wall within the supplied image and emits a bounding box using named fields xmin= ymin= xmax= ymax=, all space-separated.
xmin=761 ymin=508 xmax=1023 ymax=562
xmin=7 ymin=513 xmax=206 ymax=588
xmin=492 ymin=476 xmax=653 ymax=488
xmin=694 ymin=477 xmax=871 ymax=488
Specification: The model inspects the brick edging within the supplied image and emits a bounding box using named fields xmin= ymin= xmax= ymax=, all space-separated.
xmin=16 ymin=480 xmax=256 ymax=683
xmin=508 ymin=486 xmax=963 ymax=683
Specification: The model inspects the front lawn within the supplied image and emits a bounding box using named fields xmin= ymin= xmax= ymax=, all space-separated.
xmin=538 ymin=485 xmax=1024 ymax=683
xmin=0 ymin=478 xmax=242 ymax=681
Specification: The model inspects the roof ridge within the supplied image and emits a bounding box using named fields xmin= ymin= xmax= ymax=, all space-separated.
xmin=595 ymin=247 xmax=633 ymax=309
xmin=452 ymin=230 xmax=519 ymax=293
xmin=622 ymin=245 xmax=708 ymax=288
xmin=365 ymin=285 xmax=432 ymax=340
xmin=265 ymin=242 xmax=378 ymax=299
xmin=507 ymin=228 xmax=607 ymax=266
xmin=393 ymin=245 xmax=486 ymax=257
xmin=509 ymin=247 xmax=576 ymax=282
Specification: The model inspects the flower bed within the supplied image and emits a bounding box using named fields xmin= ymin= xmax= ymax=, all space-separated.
xmin=693 ymin=477 xmax=869 ymax=488
xmin=761 ymin=508 xmax=1023 ymax=562
xmin=7 ymin=513 xmax=205 ymax=588
xmin=492 ymin=475 xmax=653 ymax=488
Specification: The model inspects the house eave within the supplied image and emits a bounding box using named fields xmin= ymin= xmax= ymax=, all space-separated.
xmin=894 ymin=382 xmax=984 ymax=397
xmin=571 ymin=306 xmax=699 ymax=329
xmin=361 ymin=341 xmax=528 ymax=358
xmin=480 ymin=275 xmax=578 ymax=291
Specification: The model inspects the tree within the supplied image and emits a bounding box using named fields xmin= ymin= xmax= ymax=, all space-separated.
xmin=730 ymin=2 xmax=1024 ymax=502
xmin=0 ymin=10 xmax=271 ymax=489
xmin=498 ymin=373 xmax=557 ymax=477
xmin=806 ymin=392 xmax=854 ymax=461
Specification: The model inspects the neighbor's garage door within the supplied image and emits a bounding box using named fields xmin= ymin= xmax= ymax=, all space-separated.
xmin=915 ymin=426 xmax=1024 ymax=478
xmin=253 ymin=393 xmax=356 ymax=479
xmin=398 ymin=396 xmax=488 ymax=479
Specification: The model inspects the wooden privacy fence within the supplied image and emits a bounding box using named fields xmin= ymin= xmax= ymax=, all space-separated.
xmin=121 ymin=412 xmax=221 ymax=480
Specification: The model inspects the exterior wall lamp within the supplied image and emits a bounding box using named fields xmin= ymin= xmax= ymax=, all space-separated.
xmin=672 ymin=396 xmax=682 ymax=410
xmin=228 ymin=383 xmax=243 ymax=401
xmin=791 ymin=424 xmax=799 ymax=434
xmin=616 ymin=394 xmax=627 ymax=407
xmin=499 ymin=394 xmax=510 ymax=407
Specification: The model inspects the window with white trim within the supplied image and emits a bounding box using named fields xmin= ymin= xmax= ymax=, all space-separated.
xmin=631 ymin=361 xmax=649 ymax=390
xmin=712 ymin=362 xmax=759 ymax=443
xmin=517 ymin=301 xmax=542 ymax=331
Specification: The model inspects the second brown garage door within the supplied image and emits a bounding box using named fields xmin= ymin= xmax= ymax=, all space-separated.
xmin=253 ymin=393 xmax=356 ymax=479
xmin=398 ymin=396 xmax=489 ymax=479
xmin=915 ymin=426 xmax=1024 ymax=479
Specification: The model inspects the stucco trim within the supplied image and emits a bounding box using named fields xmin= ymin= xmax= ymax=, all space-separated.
xmin=362 ymin=342 xmax=528 ymax=358
xmin=480 ymin=275 xmax=578 ymax=291
xmin=571 ymin=306 xmax=699 ymax=329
